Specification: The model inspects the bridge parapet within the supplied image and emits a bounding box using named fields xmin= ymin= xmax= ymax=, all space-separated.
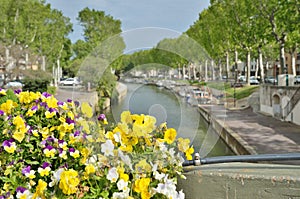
xmin=178 ymin=162 xmax=300 ymax=199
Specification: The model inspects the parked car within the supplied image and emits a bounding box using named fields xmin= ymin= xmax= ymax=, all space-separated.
xmin=265 ymin=76 xmax=277 ymax=84
xmin=294 ymin=75 xmax=300 ymax=84
xmin=238 ymin=75 xmax=246 ymax=82
xmin=4 ymin=81 xmax=23 ymax=89
xmin=249 ymin=76 xmax=259 ymax=85
xmin=59 ymin=78 xmax=80 ymax=86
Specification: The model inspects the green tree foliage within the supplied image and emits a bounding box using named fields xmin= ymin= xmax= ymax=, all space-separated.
xmin=185 ymin=0 xmax=299 ymax=81
xmin=71 ymin=8 xmax=125 ymax=109
xmin=0 ymin=0 xmax=72 ymax=84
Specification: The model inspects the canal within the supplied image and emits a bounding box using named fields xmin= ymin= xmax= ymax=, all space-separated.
xmin=106 ymin=83 xmax=233 ymax=157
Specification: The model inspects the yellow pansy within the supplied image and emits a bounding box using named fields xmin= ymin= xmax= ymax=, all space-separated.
xmin=118 ymin=167 xmax=129 ymax=182
xmin=45 ymin=96 xmax=58 ymax=109
xmin=0 ymin=100 xmax=18 ymax=114
xmin=67 ymin=111 xmax=74 ymax=120
xmin=13 ymin=130 xmax=25 ymax=143
xmin=164 ymin=128 xmax=177 ymax=144
xmin=85 ymin=164 xmax=96 ymax=175
xmin=45 ymin=111 xmax=56 ymax=119
xmin=121 ymin=111 xmax=132 ymax=124
xmin=0 ymin=89 xmax=6 ymax=96
xmin=13 ymin=115 xmax=26 ymax=129
xmin=33 ymin=179 xmax=47 ymax=199
xmin=81 ymin=102 xmax=93 ymax=118
xmin=185 ymin=146 xmax=194 ymax=160
xmin=59 ymin=169 xmax=80 ymax=195
xmin=133 ymin=178 xmax=150 ymax=193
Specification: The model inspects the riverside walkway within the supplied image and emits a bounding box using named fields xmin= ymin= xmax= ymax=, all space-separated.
xmin=200 ymin=105 xmax=300 ymax=163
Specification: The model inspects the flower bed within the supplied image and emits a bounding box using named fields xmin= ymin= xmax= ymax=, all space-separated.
xmin=0 ymin=88 xmax=194 ymax=199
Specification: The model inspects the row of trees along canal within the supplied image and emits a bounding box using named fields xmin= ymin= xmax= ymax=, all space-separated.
xmin=117 ymin=0 xmax=299 ymax=86
xmin=186 ymin=0 xmax=299 ymax=85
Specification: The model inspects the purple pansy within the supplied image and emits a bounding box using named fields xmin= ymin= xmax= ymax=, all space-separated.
xmin=22 ymin=166 xmax=31 ymax=175
xmin=58 ymin=148 xmax=63 ymax=154
xmin=47 ymin=136 xmax=55 ymax=143
xmin=8 ymin=161 xmax=15 ymax=166
xmin=97 ymin=114 xmax=106 ymax=121
xmin=69 ymin=148 xmax=75 ymax=153
xmin=58 ymin=140 xmax=65 ymax=145
xmin=40 ymin=102 xmax=47 ymax=108
xmin=48 ymin=108 xmax=57 ymax=113
xmin=74 ymin=130 xmax=80 ymax=137
xmin=42 ymin=162 xmax=51 ymax=169
xmin=42 ymin=92 xmax=52 ymax=98
xmin=57 ymin=101 xmax=64 ymax=106
xmin=66 ymin=118 xmax=75 ymax=124
xmin=16 ymin=186 xmax=27 ymax=194
xmin=2 ymin=140 xmax=12 ymax=147
xmin=0 ymin=110 xmax=4 ymax=116
xmin=45 ymin=145 xmax=54 ymax=151
xmin=14 ymin=89 xmax=22 ymax=94
xmin=31 ymin=106 xmax=38 ymax=111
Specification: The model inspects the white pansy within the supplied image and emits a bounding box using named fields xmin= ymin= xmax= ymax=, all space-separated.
xmin=112 ymin=192 xmax=129 ymax=199
xmin=49 ymin=168 xmax=64 ymax=187
xmin=107 ymin=167 xmax=119 ymax=182
xmin=117 ymin=179 xmax=128 ymax=191
xmin=16 ymin=190 xmax=32 ymax=199
xmin=154 ymin=171 xmax=165 ymax=180
xmin=101 ymin=140 xmax=114 ymax=156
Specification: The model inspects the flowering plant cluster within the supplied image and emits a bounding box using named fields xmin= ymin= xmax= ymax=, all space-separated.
xmin=0 ymin=88 xmax=194 ymax=199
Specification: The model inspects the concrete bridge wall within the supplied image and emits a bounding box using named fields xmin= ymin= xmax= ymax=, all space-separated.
xmin=178 ymin=163 xmax=300 ymax=199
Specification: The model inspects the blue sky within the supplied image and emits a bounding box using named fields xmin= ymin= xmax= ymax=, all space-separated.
xmin=46 ymin=0 xmax=210 ymax=51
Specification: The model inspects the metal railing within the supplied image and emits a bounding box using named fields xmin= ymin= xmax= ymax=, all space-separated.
xmin=283 ymin=86 xmax=300 ymax=119
xmin=183 ymin=153 xmax=300 ymax=166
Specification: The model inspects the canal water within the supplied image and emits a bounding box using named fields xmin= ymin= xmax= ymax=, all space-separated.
xmin=106 ymin=83 xmax=233 ymax=157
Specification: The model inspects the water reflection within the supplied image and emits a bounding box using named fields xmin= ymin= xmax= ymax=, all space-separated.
xmin=105 ymin=83 xmax=233 ymax=157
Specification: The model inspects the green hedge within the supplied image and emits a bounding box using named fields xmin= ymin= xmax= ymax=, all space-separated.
xmin=22 ymin=70 xmax=53 ymax=93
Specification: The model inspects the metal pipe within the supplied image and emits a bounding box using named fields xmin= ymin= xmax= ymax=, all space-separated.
xmin=183 ymin=153 xmax=300 ymax=166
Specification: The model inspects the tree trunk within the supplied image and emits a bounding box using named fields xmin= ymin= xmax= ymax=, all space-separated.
xmin=234 ymin=49 xmax=238 ymax=82
xmin=198 ymin=63 xmax=202 ymax=80
xmin=192 ymin=63 xmax=196 ymax=80
xmin=211 ymin=59 xmax=215 ymax=81
xmin=226 ymin=51 xmax=230 ymax=79
xmin=219 ymin=60 xmax=222 ymax=80
xmin=291 ymin=50 xmax=296 ymax=76
xmin=41 ymin=56 xmax=46 ymax=71
xmin=258 ymin=47 xmax=265 ymax=83
xmin=279 ymin=42 xmax=286 ymax=74
xmin=246 ymin=51 xmax=251 ymax=86
xmin=255 ymin=58 xmax=259 ymax=78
